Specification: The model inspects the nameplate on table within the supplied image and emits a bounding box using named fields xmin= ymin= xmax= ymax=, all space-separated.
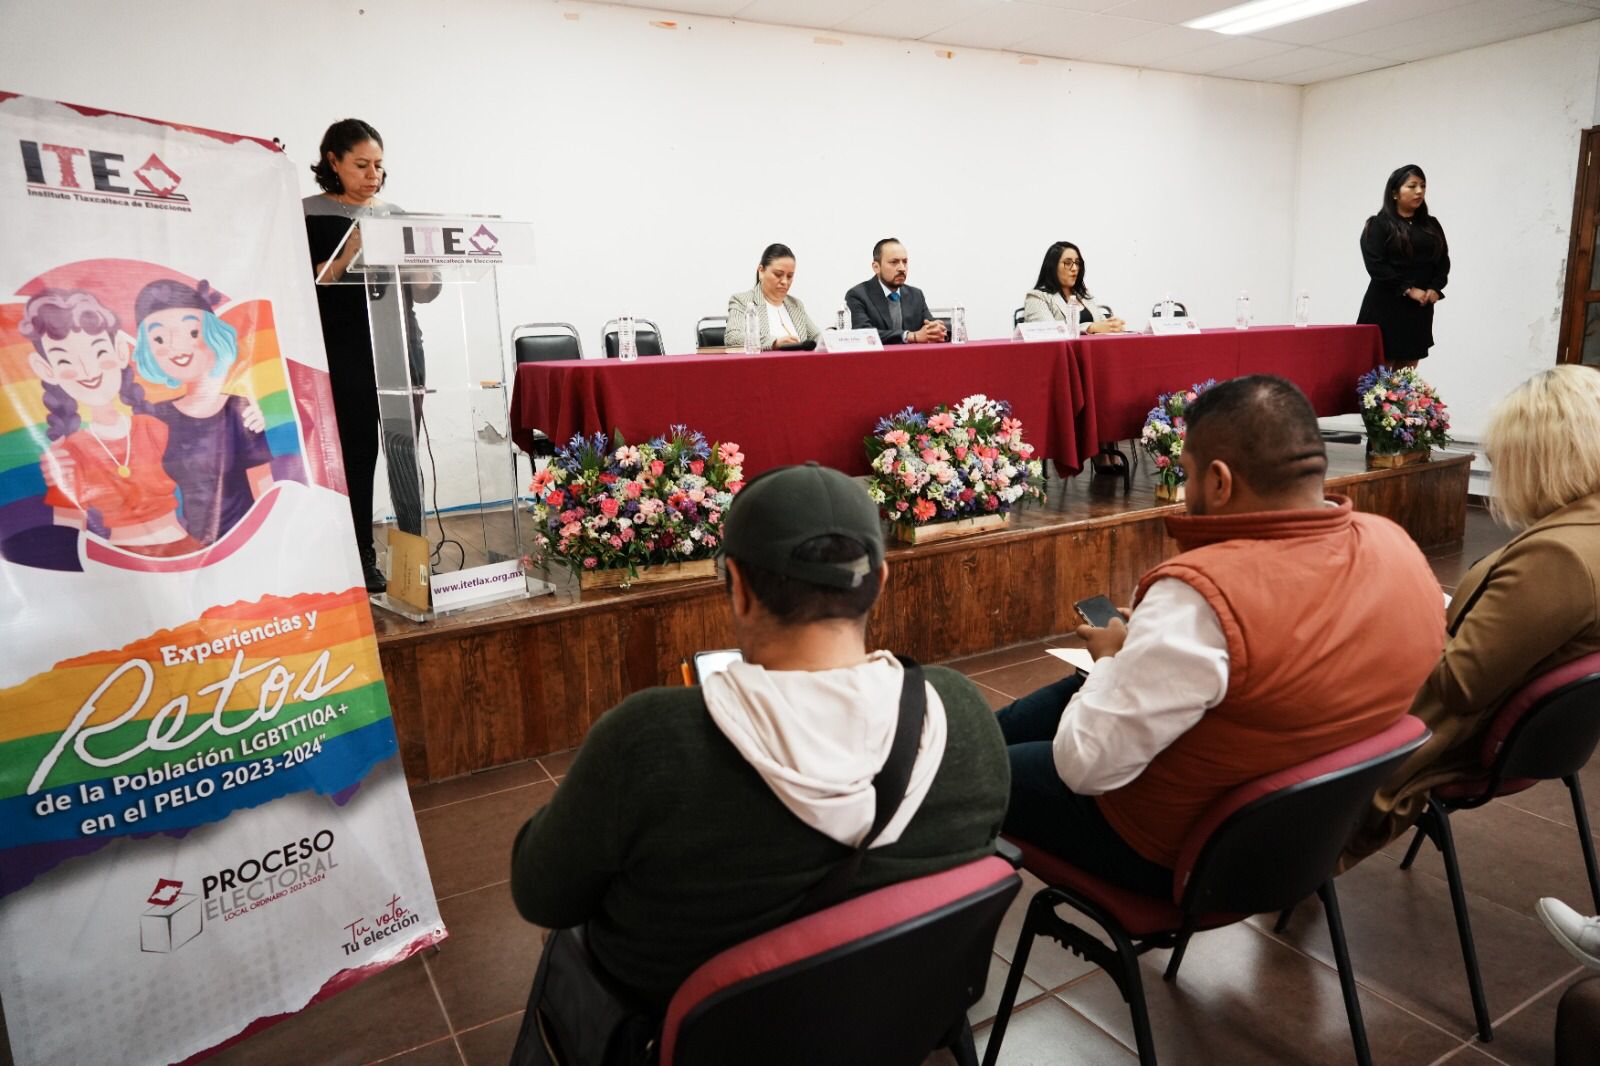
xmin=817 ymin=329 xmax=884 ymax=353
xmin=1013 ymin=321 xmax=1071 ymax=342
xmin=1146 ymin=316 xmax=1201 ymax=336
xmin=430 ymin=560 xmax=529 ymax=613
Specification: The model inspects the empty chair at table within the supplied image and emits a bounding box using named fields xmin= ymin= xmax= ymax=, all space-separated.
xmin=1021 ymin=241 xmax=1125 ymax=334
xmin=723 ymin=243 xmax=825 ymax=351
xmin=509 ymin=323 xmax=582 ymax=460
xmin=601 ymin=318 xmax=666 ymax=358
xmin=695 ymin=316 xmax=727 ymax=349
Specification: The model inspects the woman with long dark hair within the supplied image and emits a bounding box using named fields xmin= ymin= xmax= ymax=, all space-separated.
xmin=1022 ymin=241 xmax=1124 ymax=333
xmin=1358 ymin=164 xmax=1449 ymax=367
xmin=303 ymin=118 xmax=438 ymax=591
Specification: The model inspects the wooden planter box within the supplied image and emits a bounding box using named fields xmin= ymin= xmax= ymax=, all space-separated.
xmin=1368 ymin=449 xmax=1431 ymax=470
xmin=892 ymin=513 xmax=1010 ymax=545
xmin=578 ymin=558 xmax=717 ymax=590
xmin=1154 ymin=482 xmax=1185 ymax=502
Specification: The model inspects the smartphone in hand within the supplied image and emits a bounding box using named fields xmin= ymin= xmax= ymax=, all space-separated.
xmin=1074 ymin=595 xmax=1122 ymax=629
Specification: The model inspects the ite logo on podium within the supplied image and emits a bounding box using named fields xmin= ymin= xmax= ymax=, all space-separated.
xmin=140 ymin=878 xmax=203 ymax=953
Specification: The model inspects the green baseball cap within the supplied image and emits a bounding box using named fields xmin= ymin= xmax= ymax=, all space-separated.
xmin=721 ymin=462 xmax=885 ymax=589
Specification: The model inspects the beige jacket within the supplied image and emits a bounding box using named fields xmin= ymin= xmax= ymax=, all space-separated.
xmin=1344 ymin=492 xmax=1600 ymax=864
xmin=723 ymin=286 xmax=823 ymax=350
xmin=1022 ymin=289 xmax=1106 ymax=326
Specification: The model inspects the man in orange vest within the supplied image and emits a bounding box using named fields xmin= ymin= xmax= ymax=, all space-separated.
xmin=997 ymin=374 xmax=1445 ymax=895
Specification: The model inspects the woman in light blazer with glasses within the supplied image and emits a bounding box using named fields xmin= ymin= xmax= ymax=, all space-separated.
xmin=723 ymin=243 xmax=825 ymax=351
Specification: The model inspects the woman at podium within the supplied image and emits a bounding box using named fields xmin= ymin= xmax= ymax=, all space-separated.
xmin=303 ymin=118 xmax=439 ymax=592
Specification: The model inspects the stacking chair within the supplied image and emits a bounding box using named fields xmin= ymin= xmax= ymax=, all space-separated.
xmin=661 ymin=855 xmax=1021 ymax=1066
xmin=509 ymin=323 xmax=582 ymax=460
xmin=1149 ymin=300 xmax=1188 ymax=317
xmin=985 ymin=716 xmax=1430 ymax=1066
xmin=1099 ymin=304 xmax=1115 ymax=320
xmin=1395 ymin=652 xmax=1600 ymax=1042
xmin=601 ymin=318 xmax=665 ymax=358
xmin=695 ymin=316 xmax=727 ymax=349
xmin=1012 ymin=307 xmax=1025 ymax=329
xmin=931 ymin=307 xmax=955 ymax=338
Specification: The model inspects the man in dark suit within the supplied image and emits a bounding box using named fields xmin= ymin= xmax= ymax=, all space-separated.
xmin=844 ymin=238 xmax=947 ymax=345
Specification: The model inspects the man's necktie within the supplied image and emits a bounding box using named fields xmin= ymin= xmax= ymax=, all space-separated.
xmin=888 ymin=290 xmax=903 ymax=332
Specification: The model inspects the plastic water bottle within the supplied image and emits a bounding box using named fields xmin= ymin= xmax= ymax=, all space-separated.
xmin=837 ymin=305 xmax=850 ymax=331
xmin=742 ymin=302 xmax=760 ymax=354
xmin=1294 ymin=291 xmax=1311 ymax=328
xmin=1163 ymin=292 xmax=1175 ymax=320
xmin=1235 ymin=291 xmax=1251 ymax=330
xmin=617 ymin=314 xmax=638 ymax=361
xmin=1064 ymin=296 xmax=1081 ymax=340
xmin=952 ymin=306 xmax=968 ymax=344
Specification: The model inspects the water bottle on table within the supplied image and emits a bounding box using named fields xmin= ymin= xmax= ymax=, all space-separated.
xmin=952 ymin=306 xmax=968 ymax=344
xmin=1294 ymin=291 xmax=1311 ymax=328
xmin=742 ymin=302 xmax=760 ymax=355
xmin=618 ymin=314 xmax=638 ymax=361
xmin=1064 ymin=296 xmax=1081 ymax=340
xmin=1235 ymin=291 xmax=1251 ymax=330
xmin=837 ymin=305 xmax=850 ymax=331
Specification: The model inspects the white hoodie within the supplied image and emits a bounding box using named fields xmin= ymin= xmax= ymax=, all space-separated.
xmin=702 ymin=650 xmax=949 ymax=849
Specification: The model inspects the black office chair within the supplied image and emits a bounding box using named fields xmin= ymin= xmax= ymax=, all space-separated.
xmin=1099 ymin=304 xmax=1115 ymax=320
xmin=1149 ymin=301 xmax=1188 ymax=318
xmin=509 ymin=323 xmax=582 ymax=459
xmin=1012 ymin=307 xmax=1026 ymax=329
xmin=695 ymin=316 xmax=727 ymax=349
xmin=601 ymin=318 xmax=666 ymax=358
xmin=931 ymin=307 xmax=955 ymax=339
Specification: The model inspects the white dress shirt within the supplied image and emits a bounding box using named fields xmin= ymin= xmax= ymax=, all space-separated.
xmin=1052 ymin=578 xmax=1231 ymax=795
xmin=766 ymin=299 xmax=799 ymax=342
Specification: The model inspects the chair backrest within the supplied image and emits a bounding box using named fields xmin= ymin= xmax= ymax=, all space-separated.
xmin=696 ymin=316 xmax=727 ymax=349
xmin=601 ymin=318 xmax=666 ymax=358
xmin=660 ymin=855 xmax=1020 ymax=1066
xmin=510 ymin=322 xmax=582 ymax=363
xmin=1150 ymin=301 xmax=1188 ymax=318
xmin=1485 ymin=652 xmax=1600 ymax=781
xmin=1098 ymin=304 xmax=1114 ymax=320
xmin=930 ymin=307 xmax=954 ymax=336
xmin=1174 ymin=716 xmax=1429 ymax=917
xmin=1012 ymin=306 xmax=1025 ymax=328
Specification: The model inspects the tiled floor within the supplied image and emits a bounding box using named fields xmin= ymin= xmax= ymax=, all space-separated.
xmin=19 ymin=506 xmax=1594 ymax=1066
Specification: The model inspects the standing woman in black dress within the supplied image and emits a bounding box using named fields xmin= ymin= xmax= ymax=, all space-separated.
xmin=1358 ymin=164 xmax=1449 ymax=368
xmin=303 ymin=119 xmax=437 ymax=591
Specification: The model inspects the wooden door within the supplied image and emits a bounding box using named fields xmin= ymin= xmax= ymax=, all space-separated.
xmin=1559 ymin=127 xmax=1600 ymax=365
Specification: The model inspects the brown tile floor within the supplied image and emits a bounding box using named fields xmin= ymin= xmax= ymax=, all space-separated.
xmin=30 ymin=506 xmax=1597 ymax=1066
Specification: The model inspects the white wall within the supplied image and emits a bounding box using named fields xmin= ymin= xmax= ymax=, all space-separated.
xmin=1294 ymin=20 xmax=1600 ymax=441
xmin=1 ymin=0 xmax=1303 ymax=351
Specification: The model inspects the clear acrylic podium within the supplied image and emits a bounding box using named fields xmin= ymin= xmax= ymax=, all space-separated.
xmin=315 ymin=212 xmax=546 ymax=620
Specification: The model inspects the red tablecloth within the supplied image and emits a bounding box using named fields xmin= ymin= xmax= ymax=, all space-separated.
xmin=509 ymin=338 xmax=1095 ymax=478
xmin=1077 ymin=324 xmax=1385 ymax=443
xmin=508 ymin=325 xmax=1385 ymax=478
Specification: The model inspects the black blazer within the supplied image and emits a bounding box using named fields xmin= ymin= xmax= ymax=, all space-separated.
xmin=1356 ymin=213 xmax=1449 ymax=363
xmin=844 ymin=279 xmax=934 ymax=345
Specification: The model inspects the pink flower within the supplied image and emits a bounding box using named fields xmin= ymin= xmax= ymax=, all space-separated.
xmin=912 ymin=498 xmax=937 ymax=521
xmin=624 ymin=480 xmax=644 ymax=499
xmin=983 ymin=495 xmax=1000 ymax=511
xmin=958 ymin=488 xmax=976 ymax=504
xmin=1001 ymin=417 xmax=1023 ymax=437
xmin=609 ymin=535 xmax=624 ymax=548
xmin=728 ymin=480 xmax=745 ymax=493
xmin=702 ymin=534 xmax=717 ymax=548
xmin=599 ymin=497 xmax=620 ymax=517
xmin=650 ymin=459 xmax=666 ymax=477
xmin=620 ymin=527 xmax=635 ymax=542
xmin=707 ymin=510 xmax=721 ymax=523
xmin=530 ymin=468 xmax=557 ymax=496
xmin=928 ymin=412 xmax=955 ymax=433
xmin=547 ymin=489 xmax=565 ymax=509
xmin=718 ymin=441 xmax=744 ymax=463
xmin=967 ymin=427 xmax=977 ymax=439
xmin=1155 ymin=455 xmax=1170 ymax=469
xmin=583 ymin=556 xmax=599 ymax=569
xmin=920 ymin=448 xmax=938 ymax=463
xmin=561 ymin=521 xmax=583 ymax=538
xmin=884 ymin=429 xmax=911 ymax=447
xmin=689 ymin=459 xmax=705 ymax=475
xmin=896 ymin=500 xmax=909 ymax=511
xmin=1185 ymin=391 xmax=1198 ymax=403
xmin=954 ymin=445 xmax=968 ymax=461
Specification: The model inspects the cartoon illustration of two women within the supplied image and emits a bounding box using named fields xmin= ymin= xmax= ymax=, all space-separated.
xmin=19 ymin=279 xmax=275 ymax=558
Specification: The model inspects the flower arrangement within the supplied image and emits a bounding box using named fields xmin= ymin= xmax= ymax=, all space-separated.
xmin=864 ymin=394 xmax=1045 ymax=531
xmin=1358 ymin=365 xmax=1452 ymax=457
xmin=1141 ymin=379 xmax=1216 ymax=498
xmin=528 ymin=426 xmax=745 ymax=582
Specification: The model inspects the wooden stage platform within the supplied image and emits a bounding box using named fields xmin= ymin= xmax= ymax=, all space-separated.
xmin=375 ymin=444 xmax=1473 ymax=784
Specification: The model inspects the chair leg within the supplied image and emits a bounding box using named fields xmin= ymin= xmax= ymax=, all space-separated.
xmin=980 ymin=896 xmax=1044 ymax=1066
xmin=946 ymin=1016 xmax=979 ymax=1066
xmin=1318 ymin=880 xmax=1373 ymax=1066
xmin=1273 ymin=903 xmax=1297 ymax=934
xmin=1565 ymin=775 xmax=1600 ymax=915
xmin=1163 ymin=930 xmax=1193 ymax=983
xmin=1104 ymin=922 xmax=1159 ymax=1066
xmin=1398 ymin=822 xmax=1429 ymax=870
xmin=1430 ymin=804 xmax=1494 ymax=1042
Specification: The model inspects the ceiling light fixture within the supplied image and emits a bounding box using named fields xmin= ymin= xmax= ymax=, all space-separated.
xmin=1185 ymin=0 xmax=1371 ymax=36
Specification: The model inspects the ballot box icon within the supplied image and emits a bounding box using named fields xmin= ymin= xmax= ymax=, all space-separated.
xmin=141 ymin=878 xmax=203 ymax=953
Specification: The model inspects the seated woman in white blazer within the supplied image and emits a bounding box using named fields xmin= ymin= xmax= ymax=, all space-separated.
xmin=1022 ymin=241 xmax=1126 ymax=334
xmin=723 ymin=243 xmax=824 ymax=351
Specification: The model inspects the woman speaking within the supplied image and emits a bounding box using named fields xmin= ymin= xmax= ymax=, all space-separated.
xmin=303 ymin=118 xmax=439 ymax=592
xmin=1358 ymin=164 xmax=1449 ymax=367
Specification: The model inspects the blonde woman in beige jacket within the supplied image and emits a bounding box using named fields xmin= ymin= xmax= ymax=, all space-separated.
xmin=723 ymin=243 xmax=824 ymax=351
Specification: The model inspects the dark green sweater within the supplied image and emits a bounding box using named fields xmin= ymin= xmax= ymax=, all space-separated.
xmin=509 ymin=665 xmax=1009 ymax=1008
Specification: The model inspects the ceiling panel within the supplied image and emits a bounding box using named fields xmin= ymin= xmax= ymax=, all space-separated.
xmin=593 ymin=0 xmax=1600 ymax=85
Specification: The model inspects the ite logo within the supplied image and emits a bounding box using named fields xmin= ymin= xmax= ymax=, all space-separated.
xmin=401 ymin=223 xmax=503 ymax=258
xmin=140 ymin=877 xmax=204 ymax=953
xmin=469 ymin=224 xmax=499 ymax=255
xmin=20 ymin=140 xmax=189 ymax=203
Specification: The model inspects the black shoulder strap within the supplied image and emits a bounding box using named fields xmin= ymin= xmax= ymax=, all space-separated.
xmin=792 ymin=657 xmax=927 ymax=919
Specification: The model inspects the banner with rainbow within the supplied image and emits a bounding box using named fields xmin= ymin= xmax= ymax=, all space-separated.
xmin=0 ymin=93 xmax=443 ymax=1065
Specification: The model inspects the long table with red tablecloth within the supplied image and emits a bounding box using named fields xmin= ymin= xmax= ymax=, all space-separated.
xmin=508 ymin=325 xmax=1384 ymax=477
